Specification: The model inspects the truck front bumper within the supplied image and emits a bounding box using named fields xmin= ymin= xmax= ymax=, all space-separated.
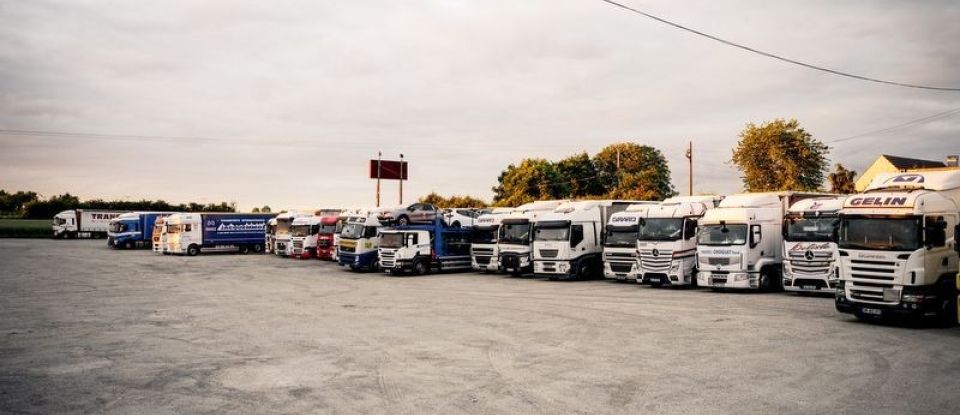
xmin=784 ymin=272 xmax=838 ymax=293
xmin=472 ymin=255 xmax=499 ymax=272
xmin=603 ymin=261 xmax=638 ymax=281
xmin=500 ymin=254 xmax=532 ymax=274
xmin=315 ymin=246 xmax=334 ymax=260
xmin=835 ymin=283 xmax=945 ymax=321
xmin=338 ymin=251 xmax=378 ymax=269
xmin=697 ymin=271 xmax=760 ymax=289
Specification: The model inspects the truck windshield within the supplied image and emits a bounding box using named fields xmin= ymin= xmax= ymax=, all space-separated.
xmin=697 ymin=224 xmax=747 ymax=245
xmin=535 ymin=226 xmax=570 ymax=241
xmin=109 ymin=222 xmax=123 ymax=233
xmin=838 ymin=216 xmax=921 ymax=251
xmin=380 ymin=233 xmax=405 ymax=249
xmin=341 ymin=223 xmax=364 ymax=239
xmin=604 ymin=227 xmax=638 ymax=247
xmin=472 ymin=226 xmax=499 ymax=244
xmin=319 ymin=224 xmax=336 ymax=234
xmin=638 ymin=218 xmax=683 ymax=241
xmin=289 ymin=225 xmax=313 ymax=237
xmin=784 ymin=215 xmax=836 ymax=242
xmin=267 ymin=224 xmax=277 ymax=235
xmin=499 ymin=223 xmax=531 ymax=245
xmin=54 ymin=217 xmax=66 ymax=225
xmin=276 ymin=220 xmax=293 ymax=234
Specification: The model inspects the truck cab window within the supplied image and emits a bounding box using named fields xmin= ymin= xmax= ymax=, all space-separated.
xmin=570 ymin=225 xmax=584 ymax=247
xmin=683 ymin=219 xmax=697 ymax=240
xmin=185 ymin=224 xmax=192 ymax=232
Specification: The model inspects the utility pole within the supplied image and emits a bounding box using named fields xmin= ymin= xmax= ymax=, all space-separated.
xmin=685 ymin=140 xmax=693 ymax=196
xmin=376 ymin=151 xmax=382 ymax=207
xmin=399 ymin=153 xmax=404 ymax=204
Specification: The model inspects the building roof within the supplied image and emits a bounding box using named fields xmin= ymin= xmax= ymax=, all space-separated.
xmin=881 ymin=154 xmax=945 ymax=170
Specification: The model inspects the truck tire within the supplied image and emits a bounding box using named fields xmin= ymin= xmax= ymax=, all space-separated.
xmin=238 ymin=245 xmax=250 ymax=255
xmin=252 ymin=243 xmax=263 ymax=253
xmin=577 ymin=262 xmax=591 ymax=281
xmin=187 ymin=244 xmax=200 ymax=257
xmin=936 ymin=279 xmax=958 ymax=328
xmin=397 ymin=215 xmax=410 ymax=226
xmin=451 ymin=221 xmax=461 ymax=228
xmin=124 ymin=241 xmax=133 ymax=249
xmin=759 ymin=268 xmax=779 ymax=292
xmin=412 ymin=259 xmax=428 ymax=276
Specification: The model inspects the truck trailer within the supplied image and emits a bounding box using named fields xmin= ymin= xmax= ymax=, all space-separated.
xmin=696 ymin=192 xmax=825 ymax=291
xmin=533 ymin=200 xmax=639 ymax=280
xmin=52 ymin=209 xmax=125 ymax=239
xmin=379 ymin=218 xmax=473 ymax=275
xmin=107 ymin=212 xmax=173 ymax=249
xmin=634 ymin=196 xmax=721 ymax=287
xmin=782 ymin=196 xmax=847 ymax=294
xmin=470 ymin=207 xmax=515 ymax=272
xmin=165 ymin=212 xmax=276 ymax=256
xmin=498 ymin=200 xmax=568 ymax=276
xmin=835 ymin=171 xmax=959 ymax=325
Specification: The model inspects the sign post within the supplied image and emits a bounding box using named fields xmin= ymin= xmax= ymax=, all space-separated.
xmin=369 ymin=155 xmax=408 ymax=206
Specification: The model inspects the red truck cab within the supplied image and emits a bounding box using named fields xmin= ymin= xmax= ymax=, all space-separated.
xmin=315 ymin=215 xmax=339 ymax=260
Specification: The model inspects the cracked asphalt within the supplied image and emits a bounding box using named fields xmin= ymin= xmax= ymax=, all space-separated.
xmin=1 ymin=239 xmax=959 ymax=414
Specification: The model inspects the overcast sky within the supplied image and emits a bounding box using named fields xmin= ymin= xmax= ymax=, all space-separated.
xmin=1 ymin=0 xmax=958 ymax=210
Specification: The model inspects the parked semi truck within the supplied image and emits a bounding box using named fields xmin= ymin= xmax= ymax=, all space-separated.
xmin=107 ymin=212 xmax=173 ymax=249
xmin=602 ymin=202 xmax=659 ymax=282
xmin=498 ymin=200 xmax=568 ymax=276
xmin=288 ymin=215 xmax=323 ymax=259
xmin=379 ymin=218 xmax=474 ymax=275
xmin=470 ymin=207 xmax=515 ymax=272
xmin=782 ymin=196 xmax=847 ymax=294
xmin=273 ymin=211 xmax=312 ymax=256
xmin=533 ymin=200 xmax=638 ymax=280
xmin=152 ymin=216 xmax=168 ymax=253
xmin=165 ymin=212 xmax=276 ymax=256
xmin=635 ymin=196 xmax=721 ymax=287
xmin=315 ymin=215 xmax=340 ymax=261
xmin=696 ymin=192 xmax=824 ymax=291
xmin=338 ymin=208 xmax=388 ymax=271
xmin=52 ymin=209 xmax=124 ymax=239
xmin=835 ymin=171 xmax=959 ymax=325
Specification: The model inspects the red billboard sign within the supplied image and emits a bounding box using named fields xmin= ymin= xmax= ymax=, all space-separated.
xmin=369 ymin=160 xmax=408 ymax=180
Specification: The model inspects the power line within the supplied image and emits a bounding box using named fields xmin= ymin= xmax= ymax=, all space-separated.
xmin=598 ymin=0 xmax=960 ymax=92
xmin=827 ymin=106 xmax=960 ymax=143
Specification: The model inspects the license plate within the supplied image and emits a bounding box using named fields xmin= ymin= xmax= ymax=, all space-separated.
xmin=649 ymin=277 xmax=660 ymax=283
xmin=861 ymin=308 xmax=882 ymax=316
xmin=801 ymin=285 xmax=816 ymax=290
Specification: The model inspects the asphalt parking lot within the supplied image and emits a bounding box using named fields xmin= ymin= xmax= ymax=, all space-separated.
xmin=1 ymin=239 xmax=958 ymax=414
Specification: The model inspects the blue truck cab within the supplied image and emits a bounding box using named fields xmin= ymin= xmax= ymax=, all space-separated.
xmin=108 ymin=212 xmax=172 ymax=249
xmin=378 ymin=217 xmax=473 ymax=276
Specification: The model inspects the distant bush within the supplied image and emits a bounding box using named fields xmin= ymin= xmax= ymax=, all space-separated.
xmin=0 ymin=189 xmax=237 ymax=219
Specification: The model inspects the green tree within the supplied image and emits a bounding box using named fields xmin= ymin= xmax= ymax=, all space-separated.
xmin=418 ymin=192 xmax=488 ymax=208
xmin=261 ymin=205 xmax=272 ymax=213
xmin=828 ymin=163 xmax=857 ymax=194
xmin=731 ymin=119 xmax=829 ymax=192
xmin=492 ymin=158 xmax=563 ymax=207
xmin=556 ymin=152 xmax=605 ymax=198
xmin=252 ymin=207 xmax=261 ymax=213
xmin=593 ymin=143 xmax=675 ymax=200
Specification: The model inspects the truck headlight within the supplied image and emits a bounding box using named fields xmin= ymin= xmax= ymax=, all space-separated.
xmin=733 ymin=273 xmax=749 ymax=281
xmin=669 ymin=261 xmax=680 ymax=273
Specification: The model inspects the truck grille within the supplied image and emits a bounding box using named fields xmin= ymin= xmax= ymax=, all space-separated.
xmin=639 ymin=249 xmax=672 ymax=273
xmin=539 ymin=249 xmax=559 ymax=258
xmin=293 ymin=241 xmax=303 ymax=249
xmin=472 ymin=247 xmax=494 ymax=256
xmin=609 ymin=262 xmax=633 ymax=273
xmin=380 ymin=250 xmax=395 ymax=268
xmin=475 ymin=256 xmax=491 ymax=265
xmin=846 ymin=259 xmax=898 ymax=304
xmin=340 ymin=245 xmax=355 ymax=253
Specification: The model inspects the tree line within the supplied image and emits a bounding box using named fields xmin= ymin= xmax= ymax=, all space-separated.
xmin=421 ymin=118 xmax=859 ymax=207
xmin=0 ymin=190 xmax=236 ymax=220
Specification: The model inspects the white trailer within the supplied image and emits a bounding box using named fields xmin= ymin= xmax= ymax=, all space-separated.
xmin=696 ymin=192 xmax=825 ymax=291
xmin=533 ymin=200 xmax=639 ymax=280
xmin=497 ymin=200 xmax=568 ymax=276
xmin=835 ymin=171 xmax=960 ymax=325
xmin=52 ymin=209 xmax=125 ymax=239
xmin=635 ymin=196 xmax=721 ymax=287
xmin=782 ymin=196 xmax=847 ymax=294
xmin=602 ymin=203 xmax=659 ymax=282
xmin=470 ymin=207 xmax=515 ymax=272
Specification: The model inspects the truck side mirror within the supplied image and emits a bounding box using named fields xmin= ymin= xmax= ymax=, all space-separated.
xmin=749 ymin=224 xmax=762 ymax=248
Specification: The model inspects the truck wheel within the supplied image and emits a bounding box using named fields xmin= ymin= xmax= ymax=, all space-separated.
xmin=397 ymin=215 xmax=410 ymax=226
xmin=577 ymin=262 xmax=591 ymax=281
xmin=187 ymin=244 xmax=200 ymax=256
xmin=936 ymin=280 xmax=958 ymax=327
xmin=238 ymin=245 xmax=250 ymax=255
xmin=412 ymin=259 xmax=427 ymax=275
xmin=451 ymin=221 xmax=461 ymax=228
xmin=124 ymin=241 xmax=133 ymax=249
xmin=252 ymin=244 xmax=263 ymax=253
xmin=759 ymin=268 xmax=778 ymax=292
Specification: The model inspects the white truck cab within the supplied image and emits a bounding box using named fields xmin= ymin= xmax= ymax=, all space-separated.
xmin=636 ymin=196 xmax=721 ymax=287
xmin=835 ymin=171 xmax=959 ymax=325
xmin=273 ymin=210 xmax=312 ymax=256
xmin=782 ymin=196 xmax=847 ymax=293
xmin=289 ymin=215 xmax=323 ymax=259
xmin=533 ymin=200 xmax=638 ymax=280
xmin=697 ymin=192 xmax=824 ymax=291
xmin=602 ymin=203 xmax=658 ymax=282
xmin=471 ymin=207 xmax=515 ymax=272
xmin=498 ymin=200 xmax=568 ymax=275
xmin=153 ymin=216 xmax=168 ymax=253
xmin=265 ymin=218 xmax=278 ymax=254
